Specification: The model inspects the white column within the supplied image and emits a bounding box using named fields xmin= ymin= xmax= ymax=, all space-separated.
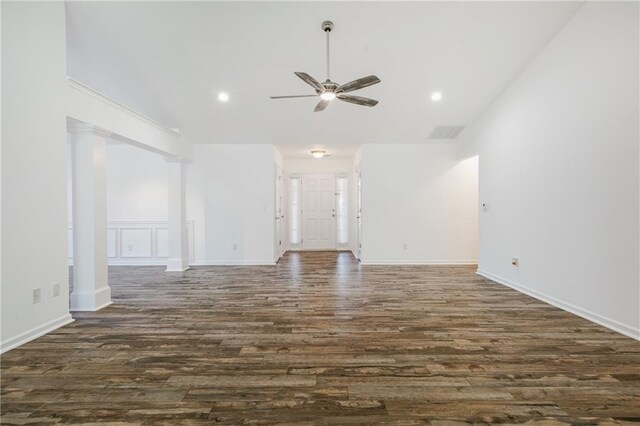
xmin=69 ymin=124 xmax=112 ymax=311
xmin=166 ymin=158 xmax=189 ymax=271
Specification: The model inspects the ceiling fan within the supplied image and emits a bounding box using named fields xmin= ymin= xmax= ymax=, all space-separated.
xmin=271 ymin=21 xmax=381 ymax=112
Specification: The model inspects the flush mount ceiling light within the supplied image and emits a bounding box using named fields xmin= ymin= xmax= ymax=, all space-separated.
xmin=218 ymin=92 xmax=230 ymax=102
xmin=271 ymin=21 xmax=381 ymax=112
xmin=311 ymin=150 xmax=327 ymax=159
xmin=430 ymin=92 xmax=443 ymax=102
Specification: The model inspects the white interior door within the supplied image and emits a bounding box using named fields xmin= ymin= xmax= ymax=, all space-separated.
xmin=274 ymin=167 xmax=285 ymax=260
xmin=356 ymin=167 xmax=362 ymax=259
xmin=302 ymin=174 xmax=336 ymax=250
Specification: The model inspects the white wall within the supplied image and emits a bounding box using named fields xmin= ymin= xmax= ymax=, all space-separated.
xmin=283 ymin=158 xmax=353 ymax=174
xmin=1 ymin=2 xmax=73 ymax=352
xmin=187 ymin=145 xmax=276 ymax=264
xmin=67 ymin=142 xmax=178 ymax=266
xmin=69 ymin=142 xmax=170 ymax=222
xmin=70 ymin=143 xmax=277 ymax=266
xmin=360 ymin=144 xmax=478 ymax=264
xmin=106 ymin=143 xmax=168 ymax=222
xmin=460 ymin=2 xmax=639 ymax=339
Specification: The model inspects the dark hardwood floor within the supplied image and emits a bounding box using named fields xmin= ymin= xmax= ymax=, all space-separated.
xmin=2 ymin=251 xmax=639 ymax=424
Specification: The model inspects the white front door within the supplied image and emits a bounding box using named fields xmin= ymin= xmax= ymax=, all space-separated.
xmin=302 ymin=174 xmax=336 ymax=250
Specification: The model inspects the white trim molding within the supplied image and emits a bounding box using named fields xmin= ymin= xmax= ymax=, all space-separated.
xmin=67 ymin=119 xmax=113 ymax=138
xmin=167 ymin=257 xmax=190 ymax=272
xmin=350 ymin=249 xmax=360 ymax=261
xmin=70 ymin=286 xmax=112 ymax=312
xmin=69 ymin=221 xmax=194 ymax=266
xmin=190 ymin=260 xmax=277 ymax=266
xmin=361 ymin=259 xmax=478 ymax=266
xmin=67 ymin=78 xmax=179 ymax=136
xmin=477 ymin=269 xmax=640 ymax=341
xmin=0 ymin=314 xmax=74 ymax=354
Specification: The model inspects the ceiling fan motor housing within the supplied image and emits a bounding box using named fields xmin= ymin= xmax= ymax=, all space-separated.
xmin=322 ymin=81 xmax=338 ymax=92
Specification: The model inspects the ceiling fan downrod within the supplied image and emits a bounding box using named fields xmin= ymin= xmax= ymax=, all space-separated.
xmin=322 ymin=21 xmax=333 ymax=81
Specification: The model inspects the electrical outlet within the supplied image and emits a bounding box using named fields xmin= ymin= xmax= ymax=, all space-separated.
xmin=233 ymin=243 xmax=238 ymax=250
xmin=511 ymin=257 xmax=519 ymax=267
xmin=53 ymin=283 xmax=60 ymax=297
xmin=127 ymin=244 xmax=134 ymax=251
xmin=33 ymin=288 xmax=41 ymax=304
xmin=403 ymin=243 xmax=408 ymax=250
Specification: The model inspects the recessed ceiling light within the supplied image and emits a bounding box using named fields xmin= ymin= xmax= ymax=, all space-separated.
xmin=218 ymin=92 xmax=229 ymax=102
xmin=431 ymin=92 xmax=443 ymax=102
xmin=311 ymin=150 xmax=327 ymax=159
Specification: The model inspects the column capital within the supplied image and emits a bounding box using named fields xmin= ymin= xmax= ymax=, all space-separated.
xmin=67 ymin=119 xmax=112 ymax=138
xmin=165 ymin=156 xmax=189 ymax=164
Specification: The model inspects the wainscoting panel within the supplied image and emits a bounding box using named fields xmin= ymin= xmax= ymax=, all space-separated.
xmin=120 ymin=228 xmax=153 ymax=258
xmin=155 ymin=228 xmax=169 ymax=258
xmin=107 ymin=228 xmax=118 ymax=258
xmin=68 ymin=221 xmax=194 ymax=266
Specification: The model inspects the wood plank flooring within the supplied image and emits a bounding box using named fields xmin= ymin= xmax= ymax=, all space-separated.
xmin=2 ymin=251 xmax=639 ymax=424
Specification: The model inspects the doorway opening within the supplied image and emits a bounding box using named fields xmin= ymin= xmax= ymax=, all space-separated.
xmin=287 ymin=173 xmax=348 ymax=251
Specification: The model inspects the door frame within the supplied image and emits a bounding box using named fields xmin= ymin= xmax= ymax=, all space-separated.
xmin=355 ymin=165 xmax=362 ymax=260
xmin=274 ymin=165 xmax=285 ymax=262
xmin=301 ymin=173 xmax=337 ymax=250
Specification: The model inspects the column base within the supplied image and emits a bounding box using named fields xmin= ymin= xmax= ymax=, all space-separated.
xmin=167 ymin=257 xmax=190 ymax=272
xmin=70 ymin=286 xmax=112 ymax=311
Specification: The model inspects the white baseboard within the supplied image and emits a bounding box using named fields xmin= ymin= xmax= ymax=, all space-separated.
xmin=285 ymin=248 xmax=352 ymax=252
xmin=190 ymin=260 xmax=276 ymax=266
xmin=70 ymin=286 xmax=112 ymax=311
xmin=108 ymin=259 xmax=168 ymax=266
xmin=166 ymin=257 xmax=190 ymax=271
xmin=71 ymin=259 xmax=169 ymax=266
xmin=477 ymin=269 xmax=640 ymax=341
xmin=361 ymin=259 xmax=478 ymax=265
xmin=0 ymin=314 xmax=74 ymax=354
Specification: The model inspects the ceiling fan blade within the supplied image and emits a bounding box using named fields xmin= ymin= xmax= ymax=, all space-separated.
xmin=337 ymin=75 xmax=381 ymax=93
xmin=337 ymin=94 xmax=379 ymax=107
xmin=294 ymin=72 xmax=325 ymax=92
xmin=314 ymin=99 xmax=330 ymax=112
xmin=270 ymin=95 xmax=318 ymax=99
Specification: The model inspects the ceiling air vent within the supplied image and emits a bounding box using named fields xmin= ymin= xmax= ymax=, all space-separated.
xmin=429 ymin=125 xmax=465 ymax=140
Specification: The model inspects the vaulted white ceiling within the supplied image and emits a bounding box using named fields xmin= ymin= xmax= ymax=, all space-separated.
xmin=66 ymin=1 xmax=582 ymax=145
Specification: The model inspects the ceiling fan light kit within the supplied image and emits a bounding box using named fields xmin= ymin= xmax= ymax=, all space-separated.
xmin=271 ymin=21 xmax=381 ymax=112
